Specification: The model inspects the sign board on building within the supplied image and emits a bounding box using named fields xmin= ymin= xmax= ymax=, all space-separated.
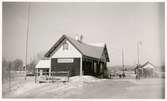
xmin=57 ymin=58 xmax=74 ymax=63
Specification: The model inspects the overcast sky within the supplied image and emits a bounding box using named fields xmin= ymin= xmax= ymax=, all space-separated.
xmin=2 ymin=2 xmax=164 ymax=66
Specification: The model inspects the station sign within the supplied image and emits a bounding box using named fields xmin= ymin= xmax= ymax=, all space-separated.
xmin=57 ymin=58 xmax=74 ymax=63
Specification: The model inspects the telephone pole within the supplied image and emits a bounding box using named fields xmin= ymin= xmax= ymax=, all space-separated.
xmin=137 ymin=41 xmax=142 ymax=66
xmin=25 ymin=3 xmax=31 ymax=80
xmin=137 ymin=42 xmax=140 ymax=66
xmin=122 ymin=48 xmax=125 ymax=74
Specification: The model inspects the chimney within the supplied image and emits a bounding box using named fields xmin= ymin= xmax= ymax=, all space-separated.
xmin=75 ymin=34 xmax=83 ymax=43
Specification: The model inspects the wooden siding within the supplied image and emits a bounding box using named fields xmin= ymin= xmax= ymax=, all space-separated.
xmin=51 ymin=58 xmax=80 ymax=76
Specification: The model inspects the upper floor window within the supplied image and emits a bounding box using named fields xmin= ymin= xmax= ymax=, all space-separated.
xmin=63 ymin=41 xmax=68 ymax=50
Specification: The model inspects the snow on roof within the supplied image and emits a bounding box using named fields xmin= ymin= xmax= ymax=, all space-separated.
xmin=142 ymin=61 xmax=155 ymax=69
xmin=143 ymin=64 xmax=154 ymax=69
xmin=35 ymin=60 xmax=51 ymax=68
xmin=67 ymin=36 xmax=104 ymax=59
xmin=89 ymin=43 xmax=105 ymax=47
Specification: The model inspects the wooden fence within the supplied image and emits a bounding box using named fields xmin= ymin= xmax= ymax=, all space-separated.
xmin=35 ymin=71 xmax=70 ymax=83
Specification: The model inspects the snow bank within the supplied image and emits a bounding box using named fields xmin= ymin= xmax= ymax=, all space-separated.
xmin=46 ymin=76 xmax=105 ymax=93
xmin=6 ymin=76 xmax=105 ymax=97
xmin=68 ymin=76 xmax=105 ymax=88
xmin=70 ymin=76 xmax=103 ymax=83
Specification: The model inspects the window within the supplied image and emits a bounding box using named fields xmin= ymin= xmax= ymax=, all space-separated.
xmin=63 ymin=41 xmax=68 ymax=50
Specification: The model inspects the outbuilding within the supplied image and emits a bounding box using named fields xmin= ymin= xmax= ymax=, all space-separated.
xmin=135 ymin=61 xmax=156 ymax=78
xmin=36 ymin=34 xmax=110 ymax=78
xmin=142 ymin=61 xmax=155 ymax=78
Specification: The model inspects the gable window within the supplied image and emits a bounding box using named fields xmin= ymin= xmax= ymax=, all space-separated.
xmin=63 ymin=41 xmax=68 ymax=50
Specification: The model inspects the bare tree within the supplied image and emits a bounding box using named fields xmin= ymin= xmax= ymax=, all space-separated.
xmin=2 ymin=58 xmax=10 ymax=82
xmin=36 ymin=51 xmax=47 ymax=61
xmin=27 ymin=60 xmax=36 ymax=74
xmin=12 ymin=59 xmax=23 ymax=71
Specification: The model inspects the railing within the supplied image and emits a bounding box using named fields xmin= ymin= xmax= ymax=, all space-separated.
xmin=35 ymin=71 xmax=70 ymax=83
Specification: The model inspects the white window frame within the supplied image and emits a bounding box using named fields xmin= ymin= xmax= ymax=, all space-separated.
xmin=63 ymin=41 xmax=68 ymax=50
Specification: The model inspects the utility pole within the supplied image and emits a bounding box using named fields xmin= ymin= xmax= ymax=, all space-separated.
xmin=137 ymin=42 xmax=140 ymax=66
xmin=122 ymin=48 xmax=125 ymax=74
xmin=137 ymin=41 xmax=142 ymax=66
xmin=9 ymin=63 xmax=11 ymax=92
xmin=137 ymin=41 xmax=143 ymax=78
xmin=25 ymin=3 xmax=31 ymax=80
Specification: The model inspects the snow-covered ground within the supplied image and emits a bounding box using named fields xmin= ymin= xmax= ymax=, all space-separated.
xmin=3 ymin=75 xmax=165 ymax=98
xmin=3 ymin=75 xmax=105 ymax=98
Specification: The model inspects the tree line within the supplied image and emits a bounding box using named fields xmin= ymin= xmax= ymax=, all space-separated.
xmin=2 ymin=58 xmax=36 ymax=72
xmin=2 ymin=52 xmax=45 ymax=82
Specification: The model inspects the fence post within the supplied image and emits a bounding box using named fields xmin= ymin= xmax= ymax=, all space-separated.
xmin=68 ymin=71 xmax=69 ymax=82
xmin=9 ymin=65 xmax=11 ymax=92
xmin=52 ymin=72 xmax=53 ymax=83
xmin=36 ymin=68 xmax=38 ymax=83
xmin=35 ymin=70 xmax=37 ymax=83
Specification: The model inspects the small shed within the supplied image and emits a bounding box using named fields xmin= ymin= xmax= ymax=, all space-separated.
xmin=35 ymin=59 xmax=51 ymax=76
xmin=141 ymin=61 xmax=155 ymax=78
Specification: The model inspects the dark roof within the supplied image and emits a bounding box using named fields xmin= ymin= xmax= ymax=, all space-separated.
xmin=45 ymin=35 xmax=109 ymax=62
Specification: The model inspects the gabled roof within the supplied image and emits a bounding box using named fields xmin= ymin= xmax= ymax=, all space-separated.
xmin=141 ymin=61 xmax=155 ymax=68
xmin=45 ymin=35 xmax=110 ymax=62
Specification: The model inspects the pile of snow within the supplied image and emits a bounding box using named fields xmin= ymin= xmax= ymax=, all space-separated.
xmin=89 ymin=43 xmax=105 ymax=47
xmin=70 ymin=76 xmax=103 ymax=83
xmin=43 ymin=76 xmax=105 ymax=95
xmin=6 ymin=76 xmax=105 ymax=97
xmin=68 ymin=76 xmax=105 ymax=88
xmin=49 ymin=76 xmax=105 ymax=92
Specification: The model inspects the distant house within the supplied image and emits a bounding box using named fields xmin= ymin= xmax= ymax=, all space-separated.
xmin=135 ymin=61 xmax=156 ymax=78
xmin=36 ymin=34 xmax=110 ymax=78
xmin=141 ymin=61 xmax=155 ymax=78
